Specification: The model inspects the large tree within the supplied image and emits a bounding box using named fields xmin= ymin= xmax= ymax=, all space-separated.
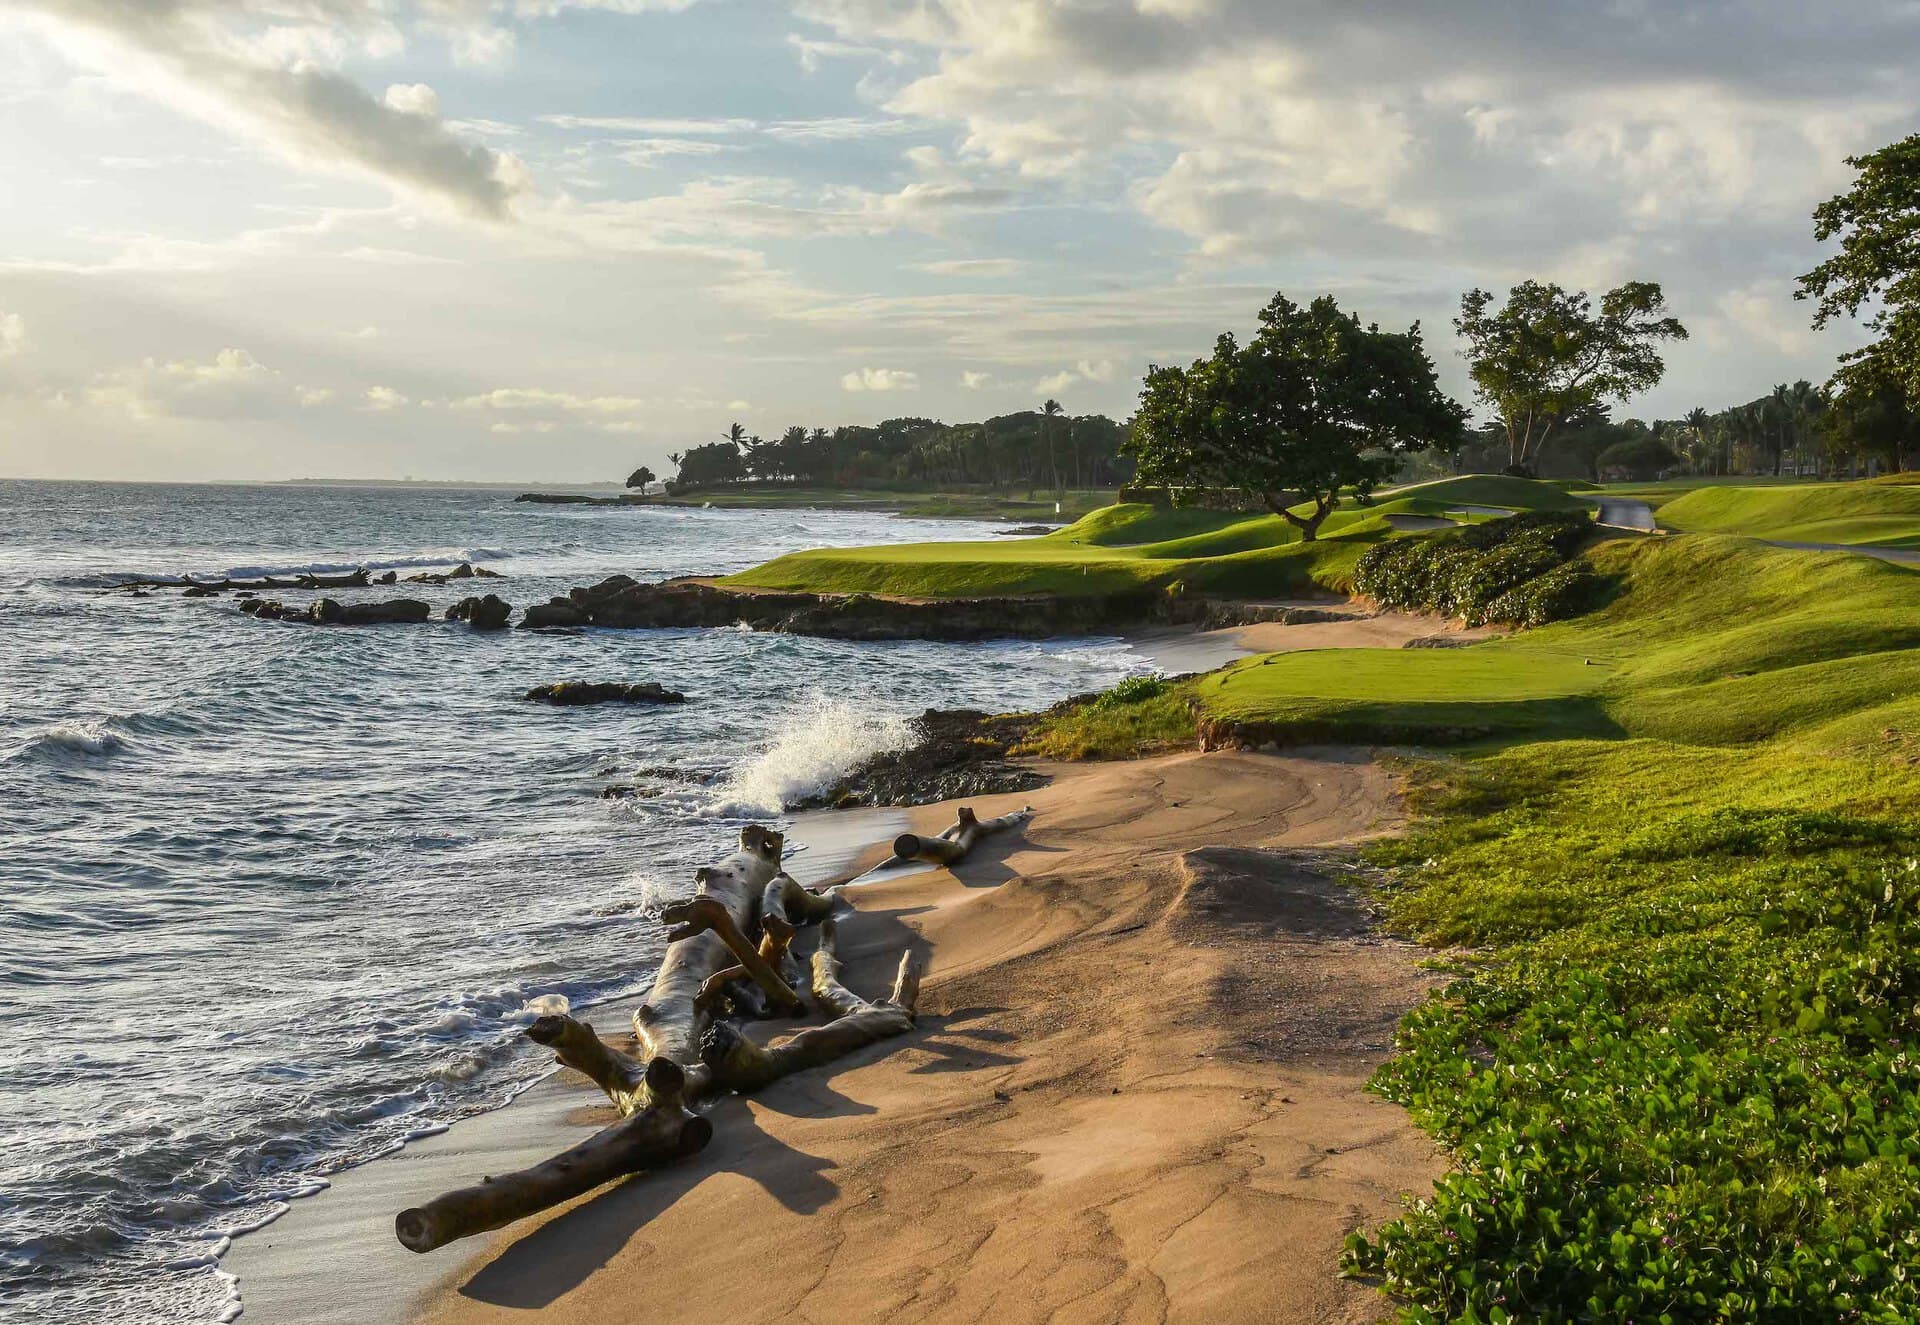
xmin=1798 ymin=133 xmax=1920 ymax=410
xmin=625 ymin=465 xmax=656 ymax=490
xmin=1826 ymin=349 xmax=1917 ymax=474
xmin=1454 ymin=280 xmax=1688 ymax=475
xmin=1128 ymin=292 xmax=1467 ymax=541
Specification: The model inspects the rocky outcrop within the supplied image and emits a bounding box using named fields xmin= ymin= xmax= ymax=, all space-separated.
xmin=518 ymin=575 xmax=1353 ymax=642
xmin=404 ymin=562 xmax=503 ymax=585
xmin=519 ymin=576 xmax=1179 ymax=641
xmin=797 ymin=708 xmax=1050 ymax=809
xmin=241 ymin=597 xmax=431 ymax=625
xmin=521 ymin=598 xmax=591 ymax=629
xmin=523 ymin=681 xmax=688 ymax=706
xmin=513 ymin=493 xmax=647 ymax=506
xmin=447 ymin=594 xmax=512 ymax=630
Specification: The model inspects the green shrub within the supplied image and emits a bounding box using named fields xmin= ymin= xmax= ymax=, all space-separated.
xmin=1345 ymin=740 xmax=1920 ymax=1323
xmin=1355 ymin=510 xmax=1598 ymax=626
xmin=1092 ymin=674 xmax=1170 ymax=709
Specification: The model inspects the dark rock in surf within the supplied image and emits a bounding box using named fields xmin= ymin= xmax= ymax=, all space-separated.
xmin=333 ymin=598 xmax=430 ymax=625
xmin=523 ymin=681 xmax=687 ymax=707
xmin=376 ymin=570 xmax=398 ymax=585
xmin=447 ymin=594 xmax=512 ymax=631
xmin=405 ymin=562 xmax=505 ymax=586
xmin=521 ymin=598 xmax=591 ymax=629
xmin=797 ymin=708 xmax=1050 ymax=809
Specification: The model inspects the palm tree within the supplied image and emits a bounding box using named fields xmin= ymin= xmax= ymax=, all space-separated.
xmin=1683 ymin=408 xmax=1713 ymax=474
xmin=1041 ymin=398 xmax=1063 ymax=495
xmin=726 ymin=422 xmax=747 ymax=449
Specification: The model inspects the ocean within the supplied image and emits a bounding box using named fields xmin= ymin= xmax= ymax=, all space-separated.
xmin=0 ymin=480 xmax=1147 ymax=1324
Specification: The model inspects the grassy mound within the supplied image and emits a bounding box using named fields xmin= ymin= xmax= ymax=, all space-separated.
xmin=1659 ymin=477 xmax=1920 ymax=548
xmin=724 ymin=475 xmax=1583 ymax=600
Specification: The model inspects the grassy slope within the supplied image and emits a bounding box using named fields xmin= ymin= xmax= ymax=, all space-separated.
xmin=724 ymin=475 xmax=1584 ymax=600
xmin=1194 ymin=537 xmax=1920 ymax=748
xmin=1657 ymin=474 xmax=1920 ymax=547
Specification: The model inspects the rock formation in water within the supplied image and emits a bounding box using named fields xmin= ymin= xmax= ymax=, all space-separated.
xmin=447 ymin=594 xmax=512 ymax=631
xmin=523 ymin=681 xmax=688 ymax=706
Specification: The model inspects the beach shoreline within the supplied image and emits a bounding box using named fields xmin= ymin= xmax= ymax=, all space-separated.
xmin=229 ymin=744 xmax=1442 ymax=1324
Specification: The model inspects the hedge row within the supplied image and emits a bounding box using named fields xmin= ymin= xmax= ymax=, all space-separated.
xmin=1354 ymin=510 xmax=1602 ymax=626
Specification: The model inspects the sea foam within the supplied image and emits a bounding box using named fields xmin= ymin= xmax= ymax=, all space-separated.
xmin=701 ymin=695 xmax=916 ymax=818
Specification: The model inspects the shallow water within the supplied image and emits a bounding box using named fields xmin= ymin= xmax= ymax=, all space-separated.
xmin=0 ymin=480 xmax=1146 ymax=1324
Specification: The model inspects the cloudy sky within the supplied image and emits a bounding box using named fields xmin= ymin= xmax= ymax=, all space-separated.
xmin=0 ymin=1 xmax=1912 ymax=482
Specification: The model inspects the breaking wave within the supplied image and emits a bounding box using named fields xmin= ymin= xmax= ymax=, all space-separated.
xmin=701 ymin=695 xmax=916 ymax=818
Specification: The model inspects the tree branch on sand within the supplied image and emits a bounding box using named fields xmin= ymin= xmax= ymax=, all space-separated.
xmin=393 ymin=812 xmax=1024 ymax=1253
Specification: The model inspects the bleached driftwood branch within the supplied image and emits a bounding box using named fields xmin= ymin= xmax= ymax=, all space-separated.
xmin=394 ymin=807 xmax=1029 ymax=1253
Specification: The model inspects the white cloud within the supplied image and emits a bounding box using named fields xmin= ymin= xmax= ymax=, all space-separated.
xmin=959 ymin=369 xmax=991 ymax=388
xmin=0 ymin=313 xmax=26 ymax=358
xmin=26 ymin=2 xmax=529 ymax=219
xmin=841 ymin=366 xmax=919 ymax=392
xmin=362 ymin=385 xmax=408 ymax=410
xmin=383 ymin=83 xmax=440 ymax=118
xmin=87 ymin=347 xmax=287 ymax=419
xmin=1033 ymin=359 xmax=1117 ymax=393
xmin=920 ymin=258 xmax=1026 ymax=278
xmin=451 ymin=385 xmax=648 ymax=432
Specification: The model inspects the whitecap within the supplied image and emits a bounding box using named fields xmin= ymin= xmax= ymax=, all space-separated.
xmin=700 ymin=694 xmax=915 ymax=818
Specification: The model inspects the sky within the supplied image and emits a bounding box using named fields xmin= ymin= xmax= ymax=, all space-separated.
xmin=0 ymin=1 xmax=1913 ymax=483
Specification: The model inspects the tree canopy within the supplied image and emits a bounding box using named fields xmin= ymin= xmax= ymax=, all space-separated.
xmin=663 ymin=411 xmax=1134 ymax=492
xmin=1127 ymin=292 xmax=1467 ymax=540
xmin=1798 ymin=131 xmax=1920 ymax=403
xmin=1454 ymin=280 xmax=1688 ymax=475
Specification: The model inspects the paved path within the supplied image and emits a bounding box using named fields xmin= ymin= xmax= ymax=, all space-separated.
xmin=1763 ymin=539 xmax=1920 ymax=567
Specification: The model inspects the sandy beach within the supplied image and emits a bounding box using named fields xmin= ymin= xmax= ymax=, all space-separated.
xmin=232 ymin=742 xmax=1443 ymax=1324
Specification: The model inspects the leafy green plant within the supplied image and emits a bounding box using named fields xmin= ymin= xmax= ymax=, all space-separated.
xmin=1345 ymin=738 xmax=1920 ymax=1323
xmin=1354 ymin=510 xmax=1599 ymax=626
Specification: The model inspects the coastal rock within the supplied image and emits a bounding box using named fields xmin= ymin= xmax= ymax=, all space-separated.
xmin=335 ymin=598 xmax=431 ymax=625
xmin=513 ymin=492 xmax=648 ymax=506
xmin=242 ymin=597 xmax=430 ymax=625
xmin=405 ymin=562 xmax=503 ymax=585
xmin=522 ymin=598 xmax=590 ymax=629
xmin=527 ymin=573 xmax=1359 ymax=642
xmin=375 ymin=570 xmax=398 ymax=585
xmin=524 ymin=681 xmax=688 ymax=706
xmin=797 ymin=708 xmax=1049 ymax=809
xmin=536 ymin=575 xmax=1165 ymax=641
xmin=447 ymin=594 xmax=512 ymax=630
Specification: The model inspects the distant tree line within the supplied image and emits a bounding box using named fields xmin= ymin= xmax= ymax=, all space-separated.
xmin=661 ymin=408 xmax=1134 ymax=494
xmin=645 ymin=130 xmax=1920 ymax=499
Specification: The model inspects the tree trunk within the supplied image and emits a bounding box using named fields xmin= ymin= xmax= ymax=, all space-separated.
xmin=893 ymin=805 xmax=1033 ymax=865
xmin=1266 ymin=492 xmax=1332 ymax=542
xmin=395 ymin=810 xmax=1030 ymax=1254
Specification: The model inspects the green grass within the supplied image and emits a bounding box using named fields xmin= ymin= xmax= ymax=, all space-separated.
xmin=1377 ymin=474 xmax=1596 ymax=513
xmin=1193 ymin=536 xmax=1920 ymax=749
xmin=724 ymin=475 xmax=1585 ymax=600
xmin=1658 ymin=476 xmax=1920 ymax=548
xmin=1015 ymin=676 xmax=1201 ymax=760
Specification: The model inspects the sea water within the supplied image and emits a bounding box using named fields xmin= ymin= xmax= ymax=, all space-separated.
xmin=0 ymin=481 xmax=1146 ymax=1323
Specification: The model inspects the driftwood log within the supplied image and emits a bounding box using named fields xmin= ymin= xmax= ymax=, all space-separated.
xmin=394 ymin=809 xmax=1026 ymax=1253
xmin=893 ymin=805 xmax=1034 ymax=865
